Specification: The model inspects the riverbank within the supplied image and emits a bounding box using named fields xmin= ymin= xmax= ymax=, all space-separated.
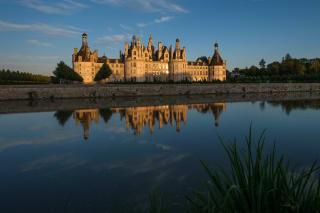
xmin=0 ymin=83 xmax=320 ymax=101
xmin=0 ymin=92 xmax=320 ymax=114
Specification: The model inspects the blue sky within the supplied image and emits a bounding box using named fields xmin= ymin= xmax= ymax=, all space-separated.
xmin=0 ymin=0 xmax=319 ymax=76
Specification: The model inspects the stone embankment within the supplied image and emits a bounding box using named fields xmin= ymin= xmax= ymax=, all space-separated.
xmin=1 ymin=83 xmax=320 ymax=101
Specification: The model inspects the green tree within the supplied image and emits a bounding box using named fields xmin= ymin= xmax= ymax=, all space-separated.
xmin=94 ymin=63 xmax=112 ymax=82
xmin=310 ymin=60 xmax=320 ymax=73
xmin=99 ymin=108 xmax=113 ymax=123
xmin=259 ymin=59 xmax=266 ymax=69
xmin=53 ymin=110 xmax=73 ymax=126
xmin=267 ymin=62 xmax=281 ymax=74
xmin=53 ymin=61 xmax=83 ymax=82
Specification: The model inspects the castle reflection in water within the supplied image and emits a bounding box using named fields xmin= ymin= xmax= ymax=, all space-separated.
xmin=71 ymin=103 xmax=226 ymax=139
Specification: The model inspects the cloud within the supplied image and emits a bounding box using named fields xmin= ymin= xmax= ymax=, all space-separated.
xmin=0 ymin=133 xmax=79 ymax=152
xmin=0 ymin=19 xmax=79 ymax=37
xmin=156 ymin=144 xmax=172 ymax=151
xmin=94 ymin=34 xmax=130 ymax=45
xmin=154 ymin=16 xmax=173 ymax=23
xmin=27 ymin=39 xmax=52 ymax=47
xmin=137 ymin=23 xmax=148 ymax=28
xmin=21 ymin=0 xmax=88 ymax=15
xmin=38 ymin=56 xmax=61 ymax=60
xmin=120 ymin=24 xmax=132 ymax=31
xmin=137 ymin=16 xmax=174 ymax=28
xmin=91 ymin=0 xmax=188 ymax=13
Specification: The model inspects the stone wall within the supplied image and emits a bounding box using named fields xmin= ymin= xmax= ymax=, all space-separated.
xmin=1 ymin=92 xmax=320 ymax=114
xmin=0 ymin=83 xmax=320 ymax=101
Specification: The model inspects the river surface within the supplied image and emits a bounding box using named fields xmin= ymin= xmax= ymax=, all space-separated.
xmin=1 ymin=97 xmax=320 ymax=212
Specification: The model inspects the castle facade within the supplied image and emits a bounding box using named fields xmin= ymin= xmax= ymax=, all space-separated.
xmin=72 ymin=33 xmax=226 ymax=83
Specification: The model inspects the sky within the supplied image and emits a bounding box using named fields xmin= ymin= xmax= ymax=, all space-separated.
xmin=0 ymin=0 xmax=319 ymax=76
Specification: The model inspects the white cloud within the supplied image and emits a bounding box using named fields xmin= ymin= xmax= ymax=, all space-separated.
xmin=119 ymin=24 xmax=132 ymax=31
xmin=136 ymin=16 xmax=174 ymax=28
xmin=0 ymin=19 xmax=79 ymax=37
xmin=21 ymin=0 xmax=88 ymax=15
xmin=154 ymin=16 xmax=173 ymax=23
xmin=27 ymin=39 xmax=52 ymax=47
xmin=91 ymin=0 xmax=188 ymax=13
xmin=94 ymin=34 xmax=129 ymax=45
xmin=38 ymin=56 xmax=61 ymax=60
xmin=137 ymin=23 xmax=148 ymax=28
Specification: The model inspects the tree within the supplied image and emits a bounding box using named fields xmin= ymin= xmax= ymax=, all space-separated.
xmin=53 ymin=110 xmax=73 ymax=126
xmin=99 ymin=109 xmax=113 ymax=123
xmin=259 ymin=59 xmax=266 ymax=69
xmin=310 ymin=60 xmax=320 ymax=73
xmin=53 ymin=61 xmax=83 ymax=82
xmin=94 ymin=63 xmax=112 ymax=82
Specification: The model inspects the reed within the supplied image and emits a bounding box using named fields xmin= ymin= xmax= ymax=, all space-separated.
xmin=186 ymin=126 xmax=320 ymax=213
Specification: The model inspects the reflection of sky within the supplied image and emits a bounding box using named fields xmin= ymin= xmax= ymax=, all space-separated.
xmin=0 ymin=101 xmax=320 ymax=212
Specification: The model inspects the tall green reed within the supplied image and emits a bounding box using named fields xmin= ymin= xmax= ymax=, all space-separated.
xmin=187 ymin=126 xmax=320 ymax=213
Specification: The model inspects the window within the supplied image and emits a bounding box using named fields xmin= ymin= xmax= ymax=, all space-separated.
xmin=133 ymin=62 xmax=136 ymax=67
xmin=145 ymin=53 xmax=148 ymax=57
xmin=134 ymin=51 xmax=136 ymax=55
xmin=145 ymin=64 xmax=148 ymax=68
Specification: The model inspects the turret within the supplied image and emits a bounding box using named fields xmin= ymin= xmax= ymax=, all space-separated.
xmin=182 ymin=47 xmax=186 ymax=60
xmin=82 ymin=33 xmax=88 ymax=47
xmin=125 ymin=42 xmax=129 ymax=57
xmin=148 ymin=34 xmax=153 ymax=49
xmin=175 ymin=38 xmax=180 ymax=49
xmin=137 ymin=37 xmax=141 ymax=48
xmin=158 ymin=42 xmax=163 ymax=60
xmin=132 ymin=35 xmax=137 ymax=47
xmin=212 ymin=43 xmax=223 ymax=66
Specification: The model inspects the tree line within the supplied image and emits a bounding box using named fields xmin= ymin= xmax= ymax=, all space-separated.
xmin=230 ymin=54 xmax=320 ymax=82
xmin=0 ymin=69 xmax=51 ymax=84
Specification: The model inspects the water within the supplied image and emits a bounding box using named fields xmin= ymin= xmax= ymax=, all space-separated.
xmin=0 ymin=98 xmax=320 ymax=212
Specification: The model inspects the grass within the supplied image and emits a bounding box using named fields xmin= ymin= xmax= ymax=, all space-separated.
xmin=186 ymin=126 xmax=320 ymax=213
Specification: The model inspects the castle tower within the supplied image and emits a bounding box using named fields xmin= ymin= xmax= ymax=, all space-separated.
xmin=209 ymin=42 xmax=226 ymax=81
xmin=132 ymin=35 xmax=137 ymax=46
xmin=148 ymin=34 xmax=153 ymax=49
xmin=158 ymin=42 xmax=163 ymax=60
xmin=82 ymin=33 xmax=88 ymax=47
xmin=175 ymin=38 xmax=180 ymax=49
xmin=212 ymin=43 xmax=223 ymax=65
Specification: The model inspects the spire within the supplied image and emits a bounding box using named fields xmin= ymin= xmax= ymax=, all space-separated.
xmin=148 ymin=34 xmax=153 ymax=48
xmin=82 ymin=33 xmax=88 ymax=47
xmin=212 ymin=42 xmax=223 ymax=66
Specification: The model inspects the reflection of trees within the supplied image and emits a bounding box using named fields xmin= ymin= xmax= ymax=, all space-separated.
xmin=267 ymin=100 xmax=320 ymax=115
xmin=54 ymin=111 xmax=73 ymax=126
xmin=99 ymin=109 xmax=113 ymax=124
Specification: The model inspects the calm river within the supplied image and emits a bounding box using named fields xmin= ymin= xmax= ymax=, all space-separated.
xmin=1 ymin=96 xmax=320 ymax=212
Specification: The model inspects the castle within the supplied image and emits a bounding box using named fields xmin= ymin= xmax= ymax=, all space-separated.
xmin=72 ymin=33 xmax=226 ymax=83
xmin=73 ymin=103 xmax=226 ymax=139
